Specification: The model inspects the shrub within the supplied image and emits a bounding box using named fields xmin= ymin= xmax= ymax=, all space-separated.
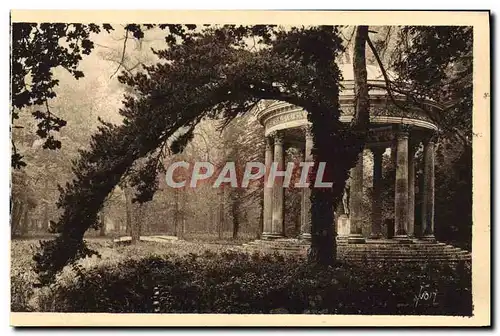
xmin=28 ymin=250 xmax=472 ymax=315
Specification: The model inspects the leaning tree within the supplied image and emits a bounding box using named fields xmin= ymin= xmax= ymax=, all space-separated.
xmin=29 ymin=24 xmax=374 ymax=284
xmin=24 ymin=23 xmax=472 ymax=285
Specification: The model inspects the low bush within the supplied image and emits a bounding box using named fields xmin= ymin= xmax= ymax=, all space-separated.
xmin=28 ymin=250 xmax=472 ymax=315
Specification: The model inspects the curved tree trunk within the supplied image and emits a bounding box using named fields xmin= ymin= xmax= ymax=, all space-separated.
xmin=34 ymin=27 xmax=362 ymax=284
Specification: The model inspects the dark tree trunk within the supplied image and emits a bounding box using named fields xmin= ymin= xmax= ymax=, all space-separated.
xmin=179 ymin=191 xmax=186 ymax=239
xmin=131 ymin=204 xmax=141 ymax=243
xmin=124 ymin=188 xmax=134 ymax=240
xmin=217 ymin=187 xmax=224 ymax=239
xmin=99 ymin=211 xmax=106 ymax=236
xmin=20 ymin=206 xmax=29 ymax=236
xmin=43 ymin=202 xmax=49 ymax=232
xmin=174 ymin=189 xmax=183 ymax=239
xmin=11 ymin=200 xmax=22 ymax=236
xmin=307 ymin=25 xmax=370 ymax=265
xmin=231 ymin=199 xmax=240 ymax=239
xmin=257 ymin=194 xmax=264 ymax=239
xmin=42 ymin=179 xmax=49 ymax=232
xmin=173 ymin=190 xmax=178 ymax=236
xmin=31 ymin=218 xmax=38 ymax=231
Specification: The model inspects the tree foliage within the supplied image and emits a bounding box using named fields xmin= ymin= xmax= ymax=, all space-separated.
xmin=32 ymin=25 xmax=372 ymax=284
xmin=392 ymin=26 xmax=473 ymax=144
xmin=10 ymin=23 xmax=198 ymax=168
xmin=11 ymin=23 xmax=108 ymax=167
xmin=26 ymin=24 xmax=474 ymax=286
xmin=391 ymin=26 xmax=473 ymax=248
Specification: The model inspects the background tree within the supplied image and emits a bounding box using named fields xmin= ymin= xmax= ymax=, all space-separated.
xmin=390 ymin=26 xmax=473 ymax=249
xmin=11 ymin=23 xmax=113 ymax=168
xmin=11 ymin=23 xmax=197 ymax=168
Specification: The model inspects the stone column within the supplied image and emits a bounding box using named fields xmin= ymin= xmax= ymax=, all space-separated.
xmin=262 ymin=136 xmax=274 ymax=239
xmin=271 ymin=131 xmax=285 ymax=238
xmin=394 ymin=126 xmax=411 ymax=242
xmin=407 ymin=143 xmax=417 ymax=238
xmin=300 ymin=127 xmax=313 ymax=240
xmin=348 ymin=150 xmax=365 ymax=243
xmin=421 ymin=134 xmax=436 ymax=241
xmin=370 ymin=147 xmax=384 ymax=239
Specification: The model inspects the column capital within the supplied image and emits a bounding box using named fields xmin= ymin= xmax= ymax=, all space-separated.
xmin=265 ymin=136 xmax=273 ymax=150
xmin=396 ymin=124 xmax=411 ymax=139
xmin=302 ymin=125 xmax=313 ymax=139
xmin=423 ymin=132 xmax=438 ymax=145
xmin=271 ymin=131 xmax=284 ymax=145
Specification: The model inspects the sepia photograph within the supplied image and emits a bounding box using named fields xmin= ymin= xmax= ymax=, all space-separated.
xmin=9 ymin=10 xmax=490 ymax=327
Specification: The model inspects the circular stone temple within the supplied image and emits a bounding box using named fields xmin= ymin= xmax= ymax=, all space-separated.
xmin=254 ymin=64 xmax=439 ymax=244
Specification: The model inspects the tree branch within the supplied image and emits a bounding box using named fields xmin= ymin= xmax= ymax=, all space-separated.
xmin=366 ymin=34 xmax=472 ymax=149
xmin=110 ymin=29 xmax=129 ymax=79
xmin=366 ymin=34 xmax=442 ymax=125
xmin=351 ymin=26 xmax=370 ymax=131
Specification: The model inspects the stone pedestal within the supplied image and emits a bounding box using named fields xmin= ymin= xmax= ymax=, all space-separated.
xmin=348 ymin=151 xmax=365 ymax=243
xmin=337 ymin=214 xmax=350 ymax=239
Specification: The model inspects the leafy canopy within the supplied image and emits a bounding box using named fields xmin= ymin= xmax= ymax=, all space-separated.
xmin=33 ymin=24 xmax=350 ymax=284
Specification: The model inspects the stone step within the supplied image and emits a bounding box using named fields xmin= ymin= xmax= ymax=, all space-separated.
xmin=344 ymin=247 xmax=467 ymax=251
xmin=246 ymin=241 xmax=309 ymax=247
xmin=340 ymin=244 xmax=461 ymax=248
xmin=340 ymin=243 xmax=449 ymax=247
xmin=243 ymin=244 xmax=308 ymax=249
xmin=340 ymin=252 xmax=469 ymax=257
xmin=244 ymin=244 xmax=468 ymax=252
xmin=247 ymin=247 xmax=466 ymax=255
xmin=342 ymin=258 xmax=471 ymax=262
xmin=242 ymin=249 xmax=469 ymax=258
xmin=341 ymin=253 xmax=470 ymax=258
xmin=245 ymin=241 xmax=465 ymax=248
xmin=247 ymin=246 xmax=307 ymax=251
xmin=243 ymin=247 xmax=306 ymax=252
xmin=240 ymin=239 xmax=471 ymax=262
xmin=246 ymin=246 xmax=462 ymax=253
xmin=248 ymin=240 xmax=453 ymax=247
xmin=241 ymin=252 xmax=470 ymax=262
xmin=269 ymin=250 xmax=470 ymax=257
xmin=339 ymin=247 xmax=468 ymax=253
xmin=338 ymin=240 xmax=448 ymax=245
xmin=241 ymin=251 xmax=470 ymax=261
